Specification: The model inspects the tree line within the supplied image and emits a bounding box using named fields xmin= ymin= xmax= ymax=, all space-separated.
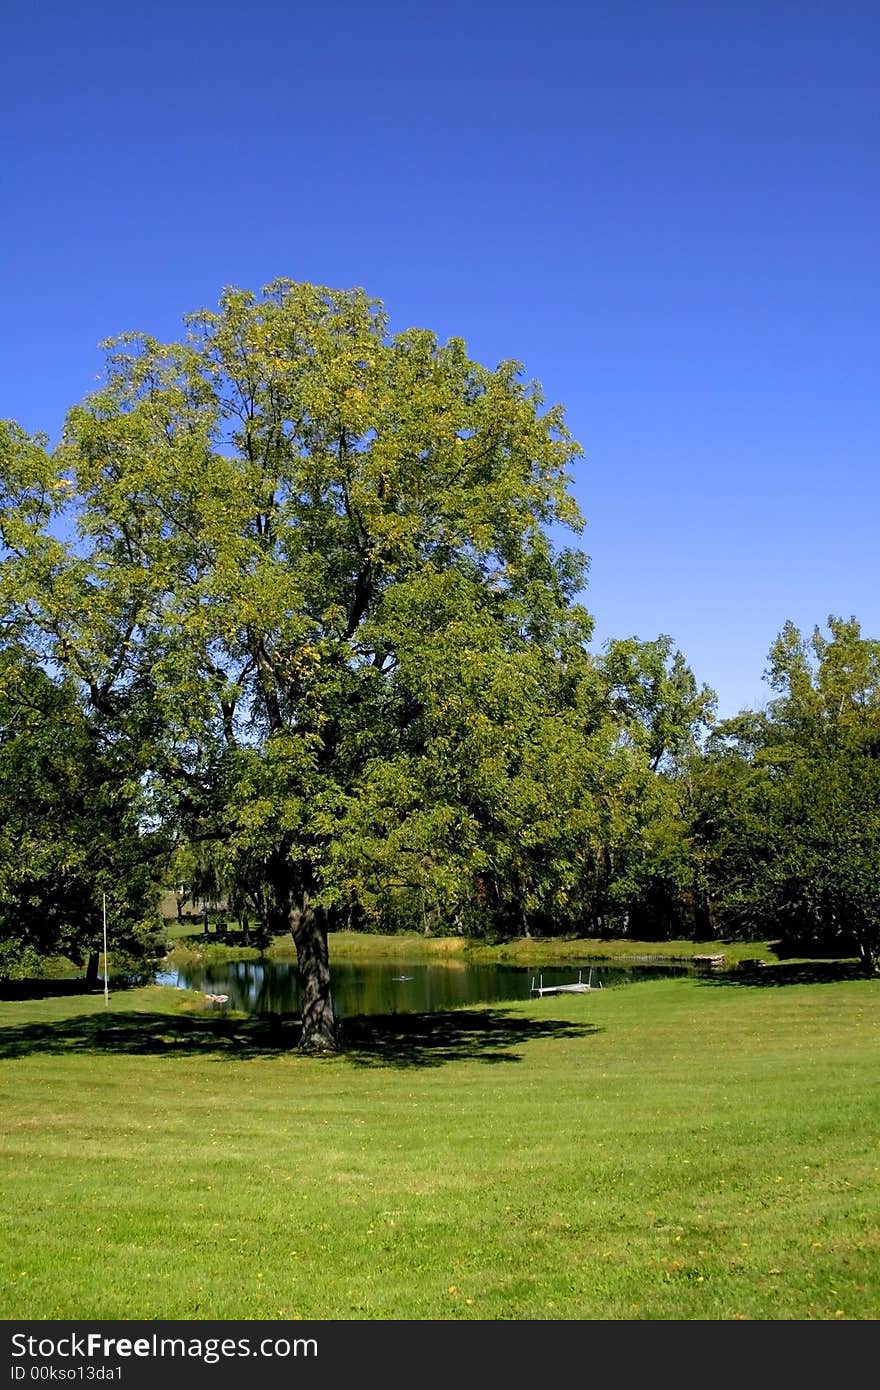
xmin=1 ymin=281 xmax=877 ymax=1048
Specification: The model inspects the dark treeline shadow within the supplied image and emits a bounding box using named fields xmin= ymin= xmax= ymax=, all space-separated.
xmin=0 ymin=1006 xmax=598 ymax=1066
xmin=699 ymin=960 xmax=872 ymax=988
xmin=0 ymin=978 xmax=111 ymax=1001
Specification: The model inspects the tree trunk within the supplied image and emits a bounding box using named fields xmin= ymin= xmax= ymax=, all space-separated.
xmin=85 ymin=952 xmax=100 ymax=988
xmin=856 ymin=935 xmax=876 ymax=975
xmin=519 ymin=901 xmax=531 ymax=939
xmin=693 ymin=882 xmax=712 ymax=938
xmin=291 ymin=896 xmax=339 ymax=1052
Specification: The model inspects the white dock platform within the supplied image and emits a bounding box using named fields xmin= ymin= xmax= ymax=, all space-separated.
xmin=530 ymin=969 xmax=601 ymax=996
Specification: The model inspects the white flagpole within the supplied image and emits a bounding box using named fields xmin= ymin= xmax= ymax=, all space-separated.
xmin=103 ymin=893 xmax=109 ymax=1006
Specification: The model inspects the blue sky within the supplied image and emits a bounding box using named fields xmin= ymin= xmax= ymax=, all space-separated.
xmin=3 ymin=0 xmax=877 ymax=717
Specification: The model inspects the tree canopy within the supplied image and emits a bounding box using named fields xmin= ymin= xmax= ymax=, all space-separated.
xmin=0 ymin=280 xmax=605 ymax=1047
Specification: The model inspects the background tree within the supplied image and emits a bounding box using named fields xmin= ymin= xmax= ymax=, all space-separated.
xmin=0 ymin=644 xmax=164 ymax=981
xmin=692 ymin=617 xmax=880 ymax=971
xmin=583 ymin=637 xmax=716 ymax=938
xmin=601 ymin=635 xmax=716 ymax=773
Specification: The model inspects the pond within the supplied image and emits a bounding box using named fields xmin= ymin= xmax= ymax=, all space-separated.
xmin=157 ymin=956 xmax=695 ymax=1018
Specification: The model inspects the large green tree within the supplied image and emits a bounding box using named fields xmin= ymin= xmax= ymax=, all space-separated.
xmin=1 ymin=281 xmax=591 ymax=1048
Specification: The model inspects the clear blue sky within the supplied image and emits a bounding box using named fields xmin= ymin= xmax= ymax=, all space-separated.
xmin=3 ymin=0 xmax=877 ymax=717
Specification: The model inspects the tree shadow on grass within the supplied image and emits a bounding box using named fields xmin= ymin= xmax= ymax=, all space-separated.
xmin=0 ymin=1006 xmax=598 ymax=1067
xmin=0 ymin=1009 xmax=295 ymax=1061
xmin=699 ymin=960 xmax=873 ymax=988
xmin=339 ymin=1009 xmax=599 ymax=1068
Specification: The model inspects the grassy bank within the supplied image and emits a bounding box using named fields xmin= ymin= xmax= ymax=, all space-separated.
xmin=326 ymin=932 xmax=780 ymax=966
xmin=163 ymin=930 xmax=783 ymax=971
xmin=1 ymin=970 xmax=878 ymax=1319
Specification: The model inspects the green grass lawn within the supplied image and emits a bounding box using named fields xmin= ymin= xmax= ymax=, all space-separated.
xmin=1 ymin=969 xmax=878 ymax=1320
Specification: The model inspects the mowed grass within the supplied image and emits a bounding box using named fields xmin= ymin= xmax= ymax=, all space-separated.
xmin=1 ymin=972 xmax=878 ymax=1320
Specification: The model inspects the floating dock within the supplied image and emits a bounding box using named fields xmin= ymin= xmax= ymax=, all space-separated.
xmin=530 ymin=969 xmax=601 ymax=996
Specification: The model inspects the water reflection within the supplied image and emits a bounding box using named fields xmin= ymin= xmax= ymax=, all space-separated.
xmin=158 ymin=957 xmax=692 ymax=1019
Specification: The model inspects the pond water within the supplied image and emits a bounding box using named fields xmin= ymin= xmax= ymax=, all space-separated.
xmin=157 ymin=956 xmax=694 ymax=1018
